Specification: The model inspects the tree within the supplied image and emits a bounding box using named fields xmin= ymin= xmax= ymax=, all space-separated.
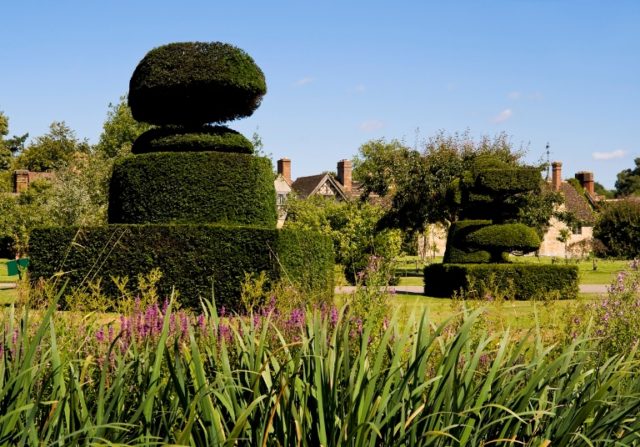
xmin=593 ymin=199 xmax=640 ymax=258
xmin=14 ymin=121 xmax=89 ymax=171
xmin=94 ymin=97 xmax=150 ymax=159
xmin=284 ymin=195 xmax=402 ymax=283
xmin=356 ymin=131 xmax=560 ymax=236
xmin=0 ymin=111 xmax=28 ymax=171
xmin=614 ymin=158 xmax=640 ymax=197
xmin=594 ymin=181 xmax=614 ymax=199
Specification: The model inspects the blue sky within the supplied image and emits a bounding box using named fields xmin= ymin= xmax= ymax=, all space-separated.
xmin=1 ymin=1 xmax=638 ymax=188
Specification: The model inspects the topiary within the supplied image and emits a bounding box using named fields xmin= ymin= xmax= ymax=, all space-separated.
xmin=128 ymin=42 xmax=267 ymax=126
xmin=131 ymin=125 xmax=253 ymax=154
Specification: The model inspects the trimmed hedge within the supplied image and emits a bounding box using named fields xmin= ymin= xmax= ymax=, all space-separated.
xmin=28 ymin=224 xmax=334 ymax=311
xmin=424 ymin=263 xmax=579 ymax=300
xmin=466 ymin=223 xmax=540 ymax=253
xmin=132 ymin=125 xmax=253 ymax=154
xmin=443 ymin=220 xmax=491 ymax=263
xmin=108 ymin=152 xmax=276 ymax=226
xmin=129 ymin=42 xmax=267 ymax=125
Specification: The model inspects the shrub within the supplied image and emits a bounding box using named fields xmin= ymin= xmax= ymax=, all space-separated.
xmin=131 ymin=125 xmax=253 ymax=154
xmin=108 ymin=152 xmax=276 ymax=226
xmin=424 ymin=263 xmax=579 ymax=300
xmin=128 ymin=42 xmax=267 ymax=125
xmin=28 ymin=224 xmax=334 ymax=311
xmin=465 ymin=223 xmax=540 ymax=254
xmin=593 ymin=199 xmax=640 ymax=258
xmin=443 ymin=220 xmax=491 ymax=263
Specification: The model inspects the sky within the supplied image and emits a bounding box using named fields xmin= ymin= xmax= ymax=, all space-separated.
xmin=1 ymin=1 xmax=638 ymax=189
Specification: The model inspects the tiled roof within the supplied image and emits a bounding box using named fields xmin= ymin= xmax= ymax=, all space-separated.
xmin=558 ymin=182 xmax=596 ymax=225
xmin=291 ymin=173 xmax=348 ymax=200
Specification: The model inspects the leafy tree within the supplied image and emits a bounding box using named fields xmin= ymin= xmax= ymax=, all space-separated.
xmin=594 ymin=182 xmax=614 ymax=199
xmin=284 ymin=195 xmax=402 ymax=283
xmin=14 ymin=121 xmax=89 ymax=171
xmin=95 ymin=97 xmax=150 ymax=159
xmin=357 ymin=131 xmax=559 ymax=236
xmin=614 ymin=158 xmax=640 ymax=197
xmin=593 ymin=199 xmax=640 ymax=258
xmin=0 ymin=111 xmax=28 ymax=171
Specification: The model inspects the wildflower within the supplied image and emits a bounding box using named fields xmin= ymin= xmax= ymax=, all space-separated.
xmin=96 ymin=327 xmax=105 ymax=343
xmin=197 ymin=314 xmax=206 ymax=332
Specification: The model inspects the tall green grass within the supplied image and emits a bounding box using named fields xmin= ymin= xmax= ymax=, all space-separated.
xmin=1 ymin=292 xmax=639 ymax=445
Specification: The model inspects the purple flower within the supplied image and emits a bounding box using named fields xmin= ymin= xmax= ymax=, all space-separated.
xmin=288 ymin=308 xmax=305 ymax=327
xmin=96 ymin=327 xmax=105 ymax=343
xmin=330 ymin=307 xmax=339 ymax=326
xmin=197 ymin=314 xmax=206 ymax=332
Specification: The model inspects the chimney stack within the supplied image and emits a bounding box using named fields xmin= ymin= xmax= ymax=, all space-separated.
xmin=551 ymin=161 xmax=562 ymax=191
xmin=13 ymin=170 xmax=29 ymax=193
xmin=277 ymin=158 xmax=291 ymax=185
xmin=575 ymin=171 xmax=595 ymax=196
xmin=337 ymin=159 xmax=352 ymax=193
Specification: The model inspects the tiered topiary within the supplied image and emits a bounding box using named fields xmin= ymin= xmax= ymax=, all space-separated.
xmin=29 ymin=42 xmax=334 ymax=310
xmin=425 ymin=156 xmax=578 ymax=299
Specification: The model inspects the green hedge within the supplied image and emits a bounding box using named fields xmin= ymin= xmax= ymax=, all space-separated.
xmin=129 ymin=42 xmax=266 ymax=125
xmin=466 ymin=223 xmax=540 ymax=253
xmin=132 ymin=125 xmax=253 ymax=154
xmin=443 ymin=220 xmax=491 ymax=263
xmin=28 ymin=224 xmax=334 ymax=311
xmin=424 ymin=263 xmax=579 ymax=300
xmin=108 ymin=152 xmax=276 ymax=226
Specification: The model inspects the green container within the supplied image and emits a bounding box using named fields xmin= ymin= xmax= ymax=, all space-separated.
xmin=6 ymin=258 xmax=29 ymax=277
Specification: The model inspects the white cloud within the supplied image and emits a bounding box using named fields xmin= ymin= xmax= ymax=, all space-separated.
xmin=592 ymin=150 xmax=627 ymax=160
xmin=507 ymin=91 xmax=521 ymax=100
xmin=294 ymin=76 xmax=314 ymax=87
xmin=359 ymin=120 xmax=385 ymax=132
xmin=492 ymin=108 xmax=513 ymax=124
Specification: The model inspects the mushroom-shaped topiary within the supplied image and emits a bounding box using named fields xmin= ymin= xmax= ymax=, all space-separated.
xmin=131 ymin=125 xmax=253 ymax=154
xmin=129 ymin=42 xmax=267 ymax=126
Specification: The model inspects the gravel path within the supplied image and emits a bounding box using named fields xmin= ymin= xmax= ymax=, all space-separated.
xmin=336 ymin=284 xmax=608 ymax=295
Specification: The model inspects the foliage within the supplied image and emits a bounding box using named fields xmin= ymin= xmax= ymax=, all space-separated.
xmin=364 ymin=131 xmax=559 ymax=236
xmin=614 ymin=157 xmax=640 ymax=197
xmin=594 ymin=181 xmax=614 ymax=199
xmin=284 ymin=195 xmax=402 ymax=283
xmin=108 ymin=151 xmax=277 ymax=226
xmin=466 ymin=223 xmax=541 ymax=254
xmin=94 ymin=97 xmax=150 ymax=159
xmin=567 ymin=267 xmax=640 ymax=359
xmin=424 ymin=263 xmax=579 ymax=300
xmin=128 ymin=41 xmax=267 ymax=125
xmin=132 ymin=124 xmax=253 ymax=154
xmin=2 ymin=288 xmax=640 ymax=444
xmin=28 ymin=224 xmax=334 ymax=311
xmin=593 ymin=198 xmax=640 ymax=258
xmin=0 ymin=111 xmax=28 ymax=170
xmin=14 ymin=121 xmax=90 ymax=171
xmin=0 ymin=180 xmax=54 ymax=256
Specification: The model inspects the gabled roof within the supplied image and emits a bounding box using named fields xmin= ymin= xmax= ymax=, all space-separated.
xmin=291 ymin=173 xmax=348 ymax=201
xmin=559 ymin=182 xmax=596 ymax=225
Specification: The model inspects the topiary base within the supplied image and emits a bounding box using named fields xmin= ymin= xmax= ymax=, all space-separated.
xmin=29 ymin=224 xmax=334 ymax=311
xmin=424 ymin=263 xmax=579 ymax=300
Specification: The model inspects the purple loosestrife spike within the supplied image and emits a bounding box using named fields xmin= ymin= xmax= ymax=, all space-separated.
xmin=220 ymin=306 xmax=226 ymax=317
xmin=330 ymin=307 xmax=339 ymax=326
xmin=96 ymin=327 xmax=105 ymax=343
xmin=197 ymin=314 xmax=206 ymax=333
xmin=180 ymin=313 xmax=188 ymax=335
xmin=162 ymin=299 xmax=169 ymax=314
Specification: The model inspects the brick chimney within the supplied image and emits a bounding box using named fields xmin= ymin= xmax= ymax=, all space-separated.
xmin=277 ymin=158 xmax=291 ymax=185
xmin=551 ymin=161 xmax=562 ymax=191
xmin=13 ymin=170 xmax=29 ymax=193
xmin=337 ymin=159 xmax=352 ymax=193
xmin=575 ymin=171 xmax=595 ymax=196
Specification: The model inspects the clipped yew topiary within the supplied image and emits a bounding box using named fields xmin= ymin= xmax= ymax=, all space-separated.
xmin=129 ymin=42 xmax=267 ymax=126
xmin=29 ymin=42 xmax=333 ymax=310
xmin=109 ymin=152 xmax=276 ymax=226
xmin=426 ymin=156 xmax=578 ymax=298
xmin=131 ymin=125 xmax=253 ymax=154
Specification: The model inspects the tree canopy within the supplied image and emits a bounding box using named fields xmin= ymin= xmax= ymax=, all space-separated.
xmin=353 ymin=131 xmax=559 ymax=237
xmin=614 ymin=158 xmax=640 ymax=198
xmin=14 ymin=121 xmax=89 ymax=171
